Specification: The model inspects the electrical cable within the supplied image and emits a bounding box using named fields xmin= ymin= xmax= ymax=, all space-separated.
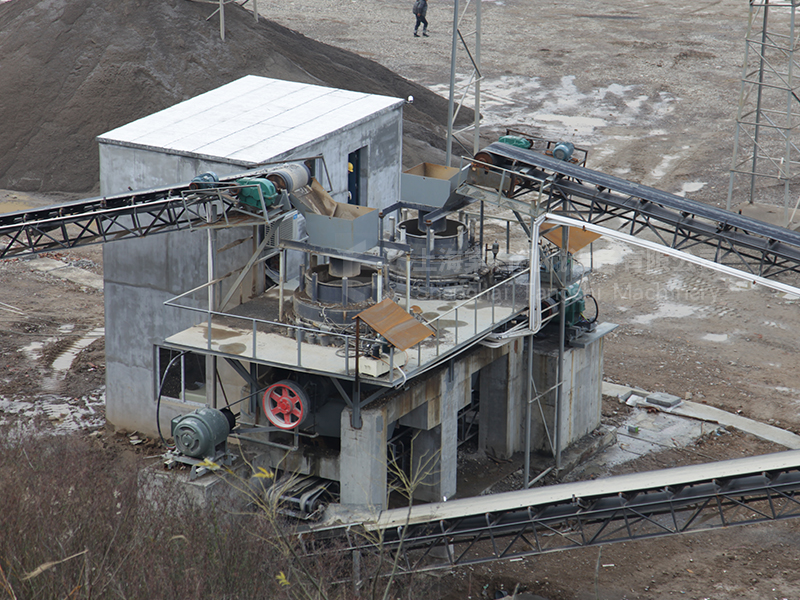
xmin=156 ymin=350 xmax=188 ymax=449
xmin=583 ymin=293 xmax=599 ymax=324
xmin=214 ymin=363 xmax=232 ymax=409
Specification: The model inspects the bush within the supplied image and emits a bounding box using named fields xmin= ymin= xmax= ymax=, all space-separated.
xmin=0 ymin=425 xmax=435 ymax=600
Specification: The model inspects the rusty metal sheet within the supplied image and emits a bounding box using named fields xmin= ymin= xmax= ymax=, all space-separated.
xmin=542 ymin=221 xmax=601 ymax=254
xmin=355 ymin=298 xmax=433 ymax=351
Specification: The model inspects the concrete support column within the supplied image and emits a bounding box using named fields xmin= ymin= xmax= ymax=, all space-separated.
xmin=411 ymin=366 xmax=459 ymax=503
xmin=478 ymin=354 xmax=511 ymax=459
xmin=340 ymin=407 xmax=388 ymax=510
xmin=478 ymin=340 xmax=526 ymax=459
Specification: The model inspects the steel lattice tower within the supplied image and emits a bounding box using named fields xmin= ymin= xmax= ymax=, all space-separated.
xmin=728 ymin=0 xmax=800 ymax=224
xmin=446 ymin=0 xmax=482 ymax=165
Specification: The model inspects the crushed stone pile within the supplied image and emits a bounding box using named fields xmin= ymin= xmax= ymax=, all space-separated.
xmin=0 ymin=0 xmax=461 ymax=193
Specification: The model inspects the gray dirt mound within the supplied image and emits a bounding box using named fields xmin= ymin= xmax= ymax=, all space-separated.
xmin=0 ymin=0 xmax=463 ymax=193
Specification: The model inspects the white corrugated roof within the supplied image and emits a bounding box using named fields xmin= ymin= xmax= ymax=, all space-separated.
xmin=97 ymin=76 xmax=403 ymax=164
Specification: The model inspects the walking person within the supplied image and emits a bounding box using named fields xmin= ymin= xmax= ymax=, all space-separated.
xmin=413 ymin=0 xmax=428 ymax=37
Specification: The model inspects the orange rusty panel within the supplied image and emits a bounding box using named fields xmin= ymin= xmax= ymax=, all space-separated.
xmin=355 ymin=298 xmax=433 ymax=351
xmin=542 ymin=222 xmax=601 ymax=253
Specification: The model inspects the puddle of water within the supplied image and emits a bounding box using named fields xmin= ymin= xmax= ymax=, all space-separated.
xmin=776 ymin=386 xmax=798 ymax=394
xmin=676 ymin=181 xmax=706 ymax=197
xmin=21 ymin=337 xmax=56 ymax=361
xmin=43 ymin=328 xmax=105 ymax=392
xmin=651 ymin=153 xmax=681 ymax=180
xmin=50 ymin=328 xmax=105 ymax=374
xmin=631 ymin=302 xmax=697 ymax=324
xmin=427 ymin=74 xmax=675 ymax=144
xmin=587 ymin=406 xmax=716 ymax=471
xmin=434 ymin=319 xmax=469 ymax=328
xmin=575 ymin=238 xmax=632 ymax=269
xmin=702 ymin=333 xmax=728 ymax=343
xmin=728 ymin=278 xmax=753 ymax=292
xmin=203 ymin=327 xmax=240 ymax=340
xmin=0 ymin=391 xmax=106 ymax=434
xmin=536 ymin=113 xmax=607 ymax=136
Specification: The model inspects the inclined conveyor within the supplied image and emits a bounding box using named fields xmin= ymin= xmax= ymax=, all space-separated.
xmin=313 ymin=450 xmax=800 ymax=572
xmin=473 ymin=142 xmax=800 ymax=280
xmin=0 ymin=166 xmax=292 ymax=259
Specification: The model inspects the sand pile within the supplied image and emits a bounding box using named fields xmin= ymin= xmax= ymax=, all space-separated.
xmin=0 ymin=0 xmax=458 ymax=193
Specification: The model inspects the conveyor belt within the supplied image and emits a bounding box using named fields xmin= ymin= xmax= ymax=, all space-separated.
xmin=0 ymin=168 xmax=290 ymax=259
xmin=474 ymin=142 xmax=800 ymax=280
xmin=313 ymin=450 xmax=800 ymax=573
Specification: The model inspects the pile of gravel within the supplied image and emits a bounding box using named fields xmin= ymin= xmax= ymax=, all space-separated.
xmin=0 ymin=0 xmax=463 ymax=193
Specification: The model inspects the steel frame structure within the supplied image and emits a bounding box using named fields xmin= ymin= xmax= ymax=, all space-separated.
xmin=0 ymin=166 xmax=302 ymax=259
xmin=446 ymin=0 xmax=482 ymax=165
xmin=728 ymin=0 xmax=800 ymax=223
xmin=471 ymin=142 xmax=800 ymax=282
xmin=314 ymin=451 xmax=800 ymax=573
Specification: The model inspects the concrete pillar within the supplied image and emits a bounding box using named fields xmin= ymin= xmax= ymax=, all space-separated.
xmin=478 ymin=354 xmax=512 ymax=459
xmin=477 ymin=340 xmax=527 ymax=459
xmin=411 ymin=364 xmax=459 ymax=503
xmin=340 ymin=407 xmax=388 ymax=510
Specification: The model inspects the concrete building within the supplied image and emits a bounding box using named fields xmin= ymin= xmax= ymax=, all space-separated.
xmin=97 ymin=76 xmax=611 ymax=513
xmin=97 ymin=75 xmax=404 ymax=436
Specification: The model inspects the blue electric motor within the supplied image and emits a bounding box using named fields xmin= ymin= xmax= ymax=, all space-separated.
xmin=189 ymin=171 xmax=220 ymax=190
xmin=552 ymin=141 xmax=575 ymax=162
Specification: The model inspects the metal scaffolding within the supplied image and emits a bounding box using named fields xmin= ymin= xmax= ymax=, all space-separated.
xmin=727 ymin=0 xmax=800 ymax=225
xmin=446 ymin=0 xmax=482 ymax=165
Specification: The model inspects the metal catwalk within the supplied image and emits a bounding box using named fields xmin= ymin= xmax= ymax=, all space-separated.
xmin=314 ymin=450 xmax=800 ymax=573
xmin=473 ymin=142 xmax=800 ymax=281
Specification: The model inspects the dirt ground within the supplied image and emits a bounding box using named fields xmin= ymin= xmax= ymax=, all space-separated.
xmin=3 ymin=0 xmax=800 ymax=598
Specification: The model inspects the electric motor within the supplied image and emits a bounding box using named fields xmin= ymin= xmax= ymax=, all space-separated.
xmin=553 ymin=141 xmax=575 ymax=162
xmin=171 ymin=407 xmax=234 ymax=458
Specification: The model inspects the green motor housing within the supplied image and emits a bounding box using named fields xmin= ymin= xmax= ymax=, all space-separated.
xmin=171 ymin=407 xmax=233 ymax=459
xmin=563 ymin=282 xmax=586 ymax=328
xmin=498 ymin=135 xmax=532 ymax=149
xmin=236 ymin=177 xmax=278 ymax=209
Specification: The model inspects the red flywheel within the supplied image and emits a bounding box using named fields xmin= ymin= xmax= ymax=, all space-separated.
xmin=262 ymin=380 xmax=307 ymax=430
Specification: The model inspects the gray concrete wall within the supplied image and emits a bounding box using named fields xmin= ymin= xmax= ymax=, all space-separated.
xmin=529 ymin=334 xmax=605 ymax=454
xmin=264 ymin=107 xmax=402 ymax=210
xmin=99 ymin=147 xmax=252 ymax=196
xmin=104 ymin=225 xmax=263 ymax=435
xmin=477 ymin=337 xmax=528 ymax=460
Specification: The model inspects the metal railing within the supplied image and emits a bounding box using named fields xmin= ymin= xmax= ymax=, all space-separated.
xmin=164 ymin=267 xmax=533 ymax=386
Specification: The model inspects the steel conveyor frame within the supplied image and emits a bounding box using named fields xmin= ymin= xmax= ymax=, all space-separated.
xmin=474 ymin=142 xmax=800 ymax=282
xmin=313 ymin=450 xmax=800 ymax=573
xmin=0 ymin=160 xmax=321 ymax=259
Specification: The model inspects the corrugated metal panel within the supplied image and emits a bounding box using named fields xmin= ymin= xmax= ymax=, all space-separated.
xmin=356 ymin=298 xmax=433 ymax=351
